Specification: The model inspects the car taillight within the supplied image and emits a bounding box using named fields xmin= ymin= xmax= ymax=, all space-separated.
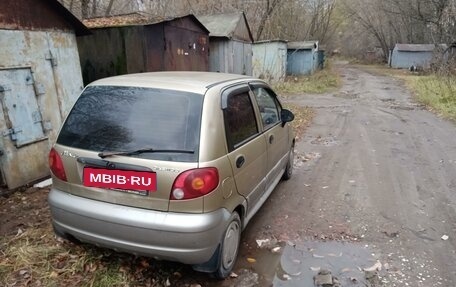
xmin=49 ymin=148 xmax=67 ymax=181
xmin=171 ymin=168 xmax=219 ymax=200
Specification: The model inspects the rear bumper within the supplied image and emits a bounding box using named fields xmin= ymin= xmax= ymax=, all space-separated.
xmin=48 ymin=188 xmax=230 ymax=265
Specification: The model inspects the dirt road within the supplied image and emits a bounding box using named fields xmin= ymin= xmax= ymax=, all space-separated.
xmin=219 ymin=65 xmax=456 ymax=286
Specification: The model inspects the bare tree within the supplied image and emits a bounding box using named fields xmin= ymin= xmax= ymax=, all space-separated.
xmin=340 ymin=0 xmax=456 ymax=61
xmin=342 ymin=0 xmax=396 ymax=60
xmin=256 ymin=0 xmax=282 ymax=40
xmin=61 ymin=0 xmax=342 ymax=48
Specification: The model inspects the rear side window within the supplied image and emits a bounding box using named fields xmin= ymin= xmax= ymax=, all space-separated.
xmin=223 ymin=92 xmax=258 ymax=152
xmin=57 ymin=86 xmax=203 ymax=162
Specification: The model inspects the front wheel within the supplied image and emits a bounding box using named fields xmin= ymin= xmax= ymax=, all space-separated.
xmin=213 ymin=212 xmax=241 ymax=279
xmin=282 ymin=144 xmax=294 ymax=180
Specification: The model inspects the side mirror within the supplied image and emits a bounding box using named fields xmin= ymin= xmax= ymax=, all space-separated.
xmin=281 ymin=109 xmax=294 ymax=127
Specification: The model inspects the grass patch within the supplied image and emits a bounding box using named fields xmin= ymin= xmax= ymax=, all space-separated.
xmin=0 ymin=226 xmax=130 ymax=287
xmin=406 ymin=75 xmax=456 ymax=120
xmin=274 ymin=66 xmax=342 ymax=95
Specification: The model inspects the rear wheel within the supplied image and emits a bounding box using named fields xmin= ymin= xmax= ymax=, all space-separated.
xmin=282 ymin=144 xmax=294 ymax=180
xmin=213 ymin=212 xmax=241 ymax=279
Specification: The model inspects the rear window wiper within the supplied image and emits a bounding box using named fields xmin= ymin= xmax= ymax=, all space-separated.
xmin=98 ymin=148 xmax=194 ymax=159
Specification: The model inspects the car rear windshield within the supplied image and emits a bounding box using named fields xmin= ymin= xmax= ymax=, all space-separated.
xmin=57 ymin=85 xmax=203 ymax=162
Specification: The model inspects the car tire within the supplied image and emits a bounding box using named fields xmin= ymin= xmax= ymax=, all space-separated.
xmin=282 ymin=144 xmax=294 ymax=180
xmin=213 ymin=212 xmax=241 ymax=279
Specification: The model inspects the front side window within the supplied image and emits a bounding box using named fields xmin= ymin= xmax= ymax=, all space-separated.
xmin=223 ymin=91 xmax=258 ymax=152
xmin=57 ymin=86 xmax=203 ymax=162
xmin=252 ymin=87 xmax=281 ymax=129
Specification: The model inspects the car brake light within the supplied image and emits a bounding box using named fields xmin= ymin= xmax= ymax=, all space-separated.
xmin=171 ymin=168 xmax=219 ymax=200
xmin=49 ymin=148 xmax=67 ymax=181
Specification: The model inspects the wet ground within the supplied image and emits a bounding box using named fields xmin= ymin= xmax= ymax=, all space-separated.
xmin=204 ymin=65 xmax=456 ymax=286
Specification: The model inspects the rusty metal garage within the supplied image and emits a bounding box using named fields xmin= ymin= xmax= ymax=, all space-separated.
xmin=78 ymin=13 xmax=210 ymax=85
xmin=0 ymin=0 xmax=89 ymax=189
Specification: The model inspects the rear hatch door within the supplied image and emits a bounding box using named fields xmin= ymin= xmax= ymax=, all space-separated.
xmin=53 ymin=85 xmax=203 ymax=211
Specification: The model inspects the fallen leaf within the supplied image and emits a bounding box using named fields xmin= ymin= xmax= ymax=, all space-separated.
xmin=84 ymin=263 xmax=98 ymax=273
xmin=271 ymin=247 xmax=281 ymax=253
xmin=256 ymin=239 xmax=270 ymax=248
xmin=173 ymin=271 xmax=182 ymax=278
xmin=363 ymin=260 xmax=382 ymax=272
xmin=247 ymin=257 xmax=256 ymax=263
xmin=50 ymin=271 xmax=59 ymax=278
xmin=140 ymin=259 xmax=150 ymax=268
xmin=119 ymin=266 xmax=128 ymax=273
xmin=230 ymin=272 xmax=238 ymax=278
xmin=287 ymin=241 xmax=296 ymax=247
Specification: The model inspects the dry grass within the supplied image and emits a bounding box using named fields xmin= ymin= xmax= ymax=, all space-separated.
xmin=0 ymin=225 xmax=190 ymax=287
xmin=0 ymin=225 xmax=130 ymax=287
xmin=407 ymin=75 xmax=456 ymax=120
xmin=273 ymin=65 xmax=342 ymax=95
xmin=1 ymin=232 xmax=198 ymax=287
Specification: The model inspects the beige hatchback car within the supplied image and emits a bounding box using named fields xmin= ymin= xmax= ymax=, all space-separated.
xmin=48 ymin=72 xmax=295 ymax=278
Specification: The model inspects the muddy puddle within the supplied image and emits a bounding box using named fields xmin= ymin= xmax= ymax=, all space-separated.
xmin=310 ymin=136 xmax=340 ymax=146
xmin=234 ymin=240 xmax=380 ymax=287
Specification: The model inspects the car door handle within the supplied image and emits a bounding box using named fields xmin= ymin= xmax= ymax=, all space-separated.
xmin=236 ymin=155 xmax=245 ymax=168
xmin=269 ymin=134 xmax=274 ymax=144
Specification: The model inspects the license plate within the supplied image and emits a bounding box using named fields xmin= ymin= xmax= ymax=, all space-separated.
xmin=83 ymin=167 xmax=157 ymax=192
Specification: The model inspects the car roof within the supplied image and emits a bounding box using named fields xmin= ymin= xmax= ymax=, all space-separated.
xmin=88 ymin=72 xmax=256 ymax=94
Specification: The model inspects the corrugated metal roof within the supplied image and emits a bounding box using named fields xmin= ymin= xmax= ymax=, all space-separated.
xmin=395 ymin=43 xmax=447 ymax=52
xmin=287 ymin=41 xmax=318 ymax=50
xmin=197 ymin=12 xmax=253 ymax=42
xmin=47 ymin=0 xmax=91 ymax=35
xmin=254 ymin=39 xmax=287 ymax=44
xmin=15 ymin=0 xmax=92 ymax=36
xmin=83 ymin=13 xmax=209 ymax=33
xmin=83 ymin=12 xmax=153 ymax=28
